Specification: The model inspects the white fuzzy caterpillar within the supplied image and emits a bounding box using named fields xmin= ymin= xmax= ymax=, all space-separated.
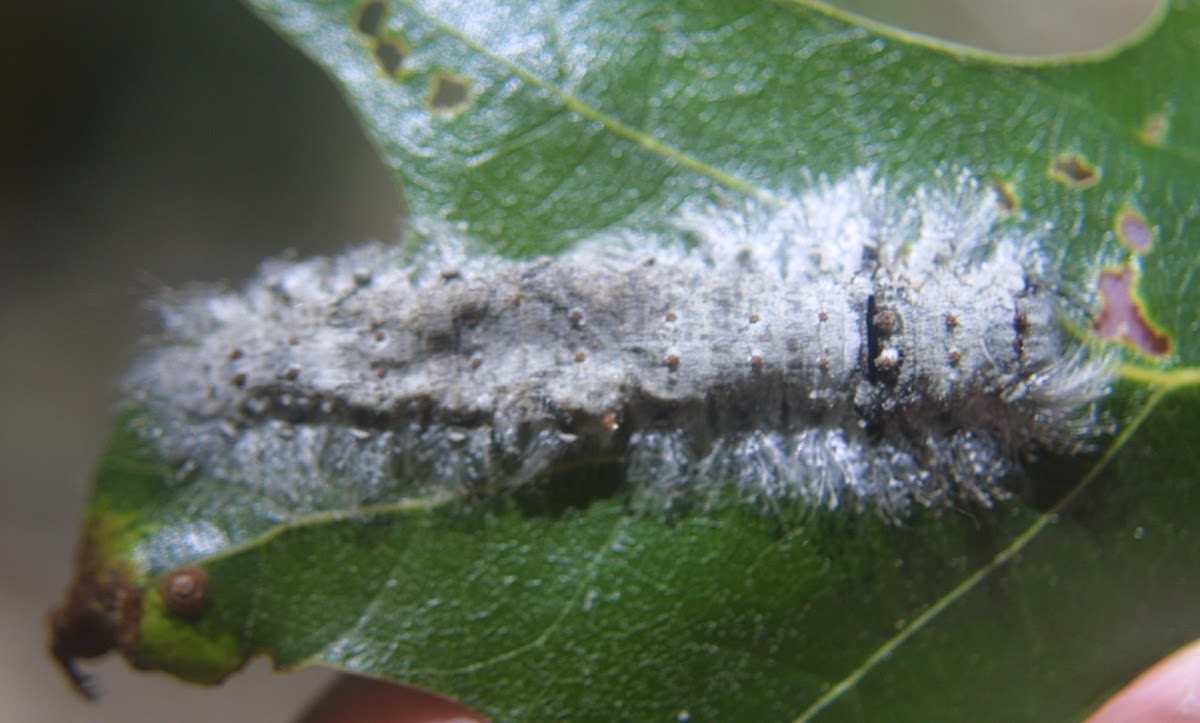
xmin=129 ymin=168 xmax=1112 ymax=521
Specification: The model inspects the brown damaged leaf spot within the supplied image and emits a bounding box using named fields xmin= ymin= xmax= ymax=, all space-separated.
xmin=1049 ymin=152 xmax=1100 ymax=189
xmin=1138 ymin=113 xmax=1170 ymax=146
xmin=989 ymin=179 xmax=1019 ymax=215
xmin=1116 ymin=208 xmax=1155 ymax=253
xmin=374 ymin=39 xmax=408 ymax=77
xmin=48 ymin=520 xmax=143 ymax=700
xmin=356 ymin=0 xmax=387 ymax=37
xmin=354 ymin=1 xmax=407 ymax=78
xmin=1093 ymin=265 xmax=1171 ymax=357
xmin=429 ymin=74 xmax=471 ymax=114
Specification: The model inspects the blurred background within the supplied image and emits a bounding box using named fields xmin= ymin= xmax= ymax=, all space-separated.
xmin=0 ymin=1 xmax=1156 ymax=720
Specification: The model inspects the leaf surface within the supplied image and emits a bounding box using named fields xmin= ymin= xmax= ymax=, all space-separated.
xmin=54 ymin=1 xmax=1200 ymax=720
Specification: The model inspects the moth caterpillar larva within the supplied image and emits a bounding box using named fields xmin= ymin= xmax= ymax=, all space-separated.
xmin=129 ymin=168 xmax=1112 ymax=522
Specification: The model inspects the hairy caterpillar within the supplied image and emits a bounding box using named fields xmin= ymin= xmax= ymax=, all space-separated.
xmin=130 ymin=168 xmax=1111 ymax=522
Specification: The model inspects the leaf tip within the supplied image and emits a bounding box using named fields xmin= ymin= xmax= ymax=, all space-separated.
xmin=47 ymin=519 xmax=143 ymax=700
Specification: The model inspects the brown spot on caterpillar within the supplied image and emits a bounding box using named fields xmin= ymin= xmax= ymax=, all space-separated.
xmin=454 ymin=301 xmax=489 ymax=329
xmin=284 ymin=367 xmax=300 ymax=381
xmin=818 ymin=310 xmax=828 ymax=322
xmin=375 ymin=366 xmax=389 ymax=379
xmin=1014 ymin=311 xmax=1030 ymax=356
xmin=288 ymin=336 xmax=300 ymax=346
xmin=469 ymin=355 xmax=483 ymax=369
xmin=228 ymin=348 xmax=244 ymax=361
xmin=750 ymin=353 xmax=764 ymax=369
xmin=664 ymin=311 xmax=678 ymax=322
xmin=1049 ymin=152 xmax=1100 ymax=190
xmin=374 ymin=330 xmax=386 ymax=342
xmin=1116 ymin=208 xmax=1154 ymax=253
xmin=1015 ymin=311 xmax=1030 ymax=335
xmin=872 ymin=309 xmax=900 ymax=335
xmin=48 ymin=521 xmax=143 ymax=700
xmin=568 ymin=308 xmax=585 ymax=327
xmin=601 ymin=411 xmax=620 ymax=432
xmin=439 ymin=268 xmax=461 ymax=282
xmin=664 ymin=353 xmax=681 ymax=371
xmin=818 ymin=357 xmax=831 ymax=371
xmin=748 ymin=313 xmax=760 ymax=324
xmin=945 ymin=313 xmax=959 ymax=332
xmin=1093 ymin=265 xmax=1171 ymax=357
xmin=574 ymin=351 xmax=588 ymax=363
xmin=160 ymin=566 xmax=210 ymax=618
xmin=948 ymin=349 xmax=962 ymax=366
xmin=231 ymin=372 xmax=247 ymax=388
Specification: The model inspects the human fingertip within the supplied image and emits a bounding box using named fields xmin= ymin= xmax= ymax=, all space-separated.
xmin=1087 ymin=638 xmax=1200 ymax=723
xmin=297 ymin=674 xmax=484 ymax=723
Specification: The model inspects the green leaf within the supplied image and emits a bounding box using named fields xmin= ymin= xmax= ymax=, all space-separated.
xmin=50 ymin=1 xmax=1200 ymax=720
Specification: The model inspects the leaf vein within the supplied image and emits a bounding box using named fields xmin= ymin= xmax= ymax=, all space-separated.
xmin=791 ymin=386 xmax=1168 ymax=722
xmin=396 ymin=0 xmax=778 ymax=203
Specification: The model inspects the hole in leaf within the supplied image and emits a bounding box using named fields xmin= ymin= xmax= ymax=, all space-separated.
xmin=1049 ymin=152 xmax=1100 ymax=189
xmin=428 ymin=74 xmax=471 ymax=114
xmin=373 ymin=38 xmax=408 ymax=77
xmin=1138 ymin=112 xmax=1170 ymax=146
xmin=356 ymin=0 xmax=387 ymax=37
xmin=1115 ymin=208 xmax=1154 ymax=253
xmin=1093 ymin=264 xmax=1171 ymax=357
